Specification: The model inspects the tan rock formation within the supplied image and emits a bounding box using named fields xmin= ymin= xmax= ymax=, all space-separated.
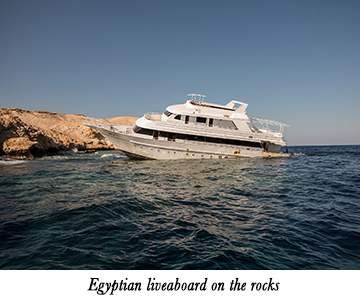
xmin=0 ymin=108 xmax=138 ymax=157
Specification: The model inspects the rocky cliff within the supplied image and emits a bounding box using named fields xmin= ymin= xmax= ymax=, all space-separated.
xmin=0 ymin=108 xmax=138 ymax=158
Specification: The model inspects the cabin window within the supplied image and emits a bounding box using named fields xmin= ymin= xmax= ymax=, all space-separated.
xmin=168 ymin=133 xmax=176 ymax=142
xmin=218 ymin=119 xmax=237 ymax=129
xmin=196 ymin=117 xmax=207 ymax=123
xmin=209 ymin=118 xmax=213 ymax=127
xmin=160 ymin=131 xmax=168 ymax=138
xmin=206 ymin=137 xmax=219 ymax=143
xmin=134 ymin=126 xmax=153 ymax=136
xmin=185 ymin=115 xmax=189 ymax=124
xmin=176 ymin=134 xmax=186 ymax=140
xmin=174 ymin=115 xmax=181 ymax=120
xmin=186 ymin=135 xmax=196 ymax=141
xmin=195 ymin=136 xmax=205 ymax=141
xmin=153 ymin=130 xmax=159 ymax=140
xmin=164 ymin=111 xmax=172 ymax=117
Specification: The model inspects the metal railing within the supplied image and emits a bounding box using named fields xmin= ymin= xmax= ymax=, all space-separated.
xmin=144 ymin=113 xmax=162 ymax=121
xmin=84 ymin=117 xmax=107 ymax=126
xmin=84 ymin=117 xmax=128 ymax=134
xmin=250 ymin=117 xmax=289 ymax=135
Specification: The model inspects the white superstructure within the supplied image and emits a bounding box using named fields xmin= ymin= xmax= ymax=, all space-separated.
xmin=85 ymin=94 xmax=291 ymax=159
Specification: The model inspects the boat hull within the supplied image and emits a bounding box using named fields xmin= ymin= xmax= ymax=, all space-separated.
xmin=86 ymin=124 xmax=291 ymax=160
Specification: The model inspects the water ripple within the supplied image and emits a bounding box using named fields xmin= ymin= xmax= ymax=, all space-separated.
xmin=0 ymin=146 xmax=360 ymax=269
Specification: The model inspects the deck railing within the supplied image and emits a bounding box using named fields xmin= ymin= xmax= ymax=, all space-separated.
xmin=250 ymin=117 xmax=289 ymax=135
xmin=144 ymin=113 xmax=162 ymax=121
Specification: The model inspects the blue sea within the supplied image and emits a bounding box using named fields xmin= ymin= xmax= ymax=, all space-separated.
xmin=0 ymin=145 xmax=359 ymax=270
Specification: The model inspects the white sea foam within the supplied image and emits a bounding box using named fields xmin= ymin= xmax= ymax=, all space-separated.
xmin=58 ymin=148 xmax=79 ymax=155
xmin=0 ymin=159 xmax=27 ymax=166
xmin=39 ymin=155 xmax=70 ymax=161
xmin=100 ymin=153 xmax=124 ymax=159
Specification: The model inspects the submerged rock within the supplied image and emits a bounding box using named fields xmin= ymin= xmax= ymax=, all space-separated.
xmin=0 ymin=107 xmax=138 ymax=158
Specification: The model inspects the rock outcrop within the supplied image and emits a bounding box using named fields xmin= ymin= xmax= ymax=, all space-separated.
xmin=0 ymin=108 xmax=138 ymax=158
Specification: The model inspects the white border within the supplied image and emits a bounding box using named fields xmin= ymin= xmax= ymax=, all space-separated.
xmin=1 ymin=270 xmax=357 ymax=299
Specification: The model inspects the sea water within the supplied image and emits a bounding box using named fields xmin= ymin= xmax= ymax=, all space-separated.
xmin=0 ymin=145 xmax=359 ymax=269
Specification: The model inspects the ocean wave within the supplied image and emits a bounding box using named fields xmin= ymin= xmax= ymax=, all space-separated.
xmin=57 ymin=148 xmax=78 ymax=155
xmin=100 ymin=153 xmax=124 ymax=159
xmin=39 ymin=155 xmax=79 ymax=161
xmin=0 ymin=159 xmax=27 ymax=166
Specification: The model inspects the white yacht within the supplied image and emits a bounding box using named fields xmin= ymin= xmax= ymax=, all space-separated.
xmin=85 ymin=94 xmax=291 ymax=159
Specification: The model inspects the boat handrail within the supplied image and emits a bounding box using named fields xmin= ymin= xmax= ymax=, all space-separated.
xmin=251 ymin=117 xmax=289 ymax=127
xmin=187 ymin=94 xmax=206 ymax=102
xmin=250 ymin=117 xmax=289 ymax=134
xmin=83 ymin=117 xmax=108 ymax=126
xmin=145 ymin=112 xmax=162 ymax=115
xmin=125 ymin=127 xmax=134 ymax=135
xmin=144 ymin=112 xmax=162 ymax=121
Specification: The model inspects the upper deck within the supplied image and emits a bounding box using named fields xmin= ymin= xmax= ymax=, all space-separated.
xmin=166 ymin=99 xmax=249 ymax=121
xmin=188 ymin=100 xmax=235 ymax=111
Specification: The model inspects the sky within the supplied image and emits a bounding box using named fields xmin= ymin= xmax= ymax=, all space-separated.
xmin=1 ymin=0 xmax=359 ymax=146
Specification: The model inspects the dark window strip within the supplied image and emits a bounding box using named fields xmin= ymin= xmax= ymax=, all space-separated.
xmin=134 ymin=127 xmax=262 ymax=148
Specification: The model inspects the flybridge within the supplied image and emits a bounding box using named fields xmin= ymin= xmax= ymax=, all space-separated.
xmin=187 ymin=94 xmax=248 ymax=114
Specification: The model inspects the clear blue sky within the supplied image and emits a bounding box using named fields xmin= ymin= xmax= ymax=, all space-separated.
xmin=1 ymin=0 xmax=359 ymax=145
